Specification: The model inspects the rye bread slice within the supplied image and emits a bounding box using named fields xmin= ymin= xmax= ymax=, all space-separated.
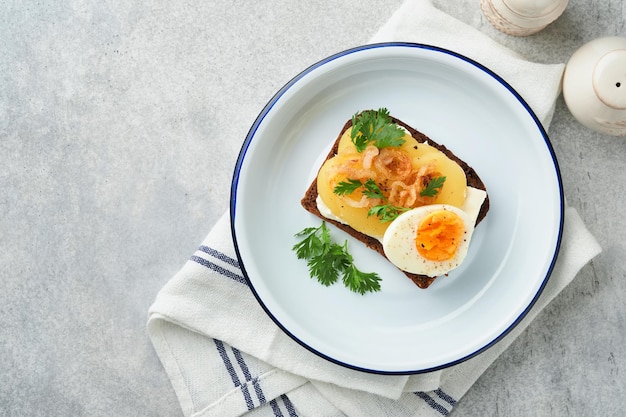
xmin=300 ymin=114 xmax=490 ymax=289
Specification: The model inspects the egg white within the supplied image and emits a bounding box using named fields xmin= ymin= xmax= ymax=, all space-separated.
xmin=382 ymin=188 xmax=487 ymax=277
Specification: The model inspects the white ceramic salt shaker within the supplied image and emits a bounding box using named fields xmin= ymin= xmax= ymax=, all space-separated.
xmin=563 ymin=37 xmax=626 ymax=136
xmin=481 ymin=0 xmax=569 ymax=36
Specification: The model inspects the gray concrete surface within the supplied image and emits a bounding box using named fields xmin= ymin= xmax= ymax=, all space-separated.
xmin=1 ymin=0 xmax=624 ymax=416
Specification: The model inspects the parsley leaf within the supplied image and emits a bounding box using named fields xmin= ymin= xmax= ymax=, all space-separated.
xmin=350 ymin=108 xmax=406 ymax=152
xmin=362 ymin=179 xmax=384 ymax=199
xmin=342 ymin=264 xmax=382 ymax=295
xmin=292 ymin=222 xmax=382 ymax=294
xmin=307 ymin=252 xmax=339 ymax=286
xmin=367 ymin=204 xmax=410 ymax=223
xmin=333 ymin=178 xmax=363 ymax=196
xmin=420 ymin=176 xmax=447 ymax=197
xmin=293 ymin=226 xmax=325 ymax=260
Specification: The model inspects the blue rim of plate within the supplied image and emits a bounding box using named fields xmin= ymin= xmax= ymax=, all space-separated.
xmin=230 ymin=42 xmax=564 ymax=375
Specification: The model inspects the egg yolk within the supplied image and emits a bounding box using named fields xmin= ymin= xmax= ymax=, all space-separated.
xmin=415 ymin=210 xmax=465 ymax=261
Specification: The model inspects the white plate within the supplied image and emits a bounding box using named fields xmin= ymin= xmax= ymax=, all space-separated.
xmin=231 ymin=43 xmax=563 ymax=374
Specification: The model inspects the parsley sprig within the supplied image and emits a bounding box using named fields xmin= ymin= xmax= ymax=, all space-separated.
xmin=334 ymin=178 xmax=410 ymax=223
xmin=333 ymin=178 xmax=363 ymax=196
xmin=351 ymin=108 xmax=406 ymax=152
xmin=419 ymin=176 xmax=447 ymax=197
xmin=292 ymin=222 xmax=381 ymax=295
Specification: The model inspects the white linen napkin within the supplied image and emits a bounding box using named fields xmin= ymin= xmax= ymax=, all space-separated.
xmin=147 ymin=1 xmax=601 ymax=416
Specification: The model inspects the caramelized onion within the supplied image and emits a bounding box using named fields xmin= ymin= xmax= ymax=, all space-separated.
xmin=388 ymin=180 xmax=417 ymax=207
xmin=330 ymin=153 xmax=377 ymax=181
xmin=362 ymin=145 xmax=379 ymax=169
xmin=373 ymin=148 xmax=412 ymax=180
xmin=387 ymin=160 xmax=439 ymax=208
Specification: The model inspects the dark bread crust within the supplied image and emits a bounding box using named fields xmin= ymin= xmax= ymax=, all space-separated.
xmin=300 ymin=114 xmax=490 ymax=289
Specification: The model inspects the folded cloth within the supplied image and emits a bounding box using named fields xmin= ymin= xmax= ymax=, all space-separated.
xmin=147 ymin=1 xmax=601 ymax=416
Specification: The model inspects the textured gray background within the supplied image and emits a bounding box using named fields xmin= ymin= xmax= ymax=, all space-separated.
xmin=1 ymin=0 xmax=624 ymax=416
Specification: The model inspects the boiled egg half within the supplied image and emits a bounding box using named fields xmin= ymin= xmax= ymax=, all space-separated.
xmin=382 ymin=187 xmax=487 ymax=277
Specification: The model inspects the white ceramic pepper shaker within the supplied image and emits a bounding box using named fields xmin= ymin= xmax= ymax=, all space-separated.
xmin=481 ymin=0 xmax=569 ymax=36
xmin=563 ymin=37 xmax=626 ymax=136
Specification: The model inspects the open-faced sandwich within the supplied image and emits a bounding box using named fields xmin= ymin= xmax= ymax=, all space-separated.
xmin=297 ymin=108 xmax=489 ymax=290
